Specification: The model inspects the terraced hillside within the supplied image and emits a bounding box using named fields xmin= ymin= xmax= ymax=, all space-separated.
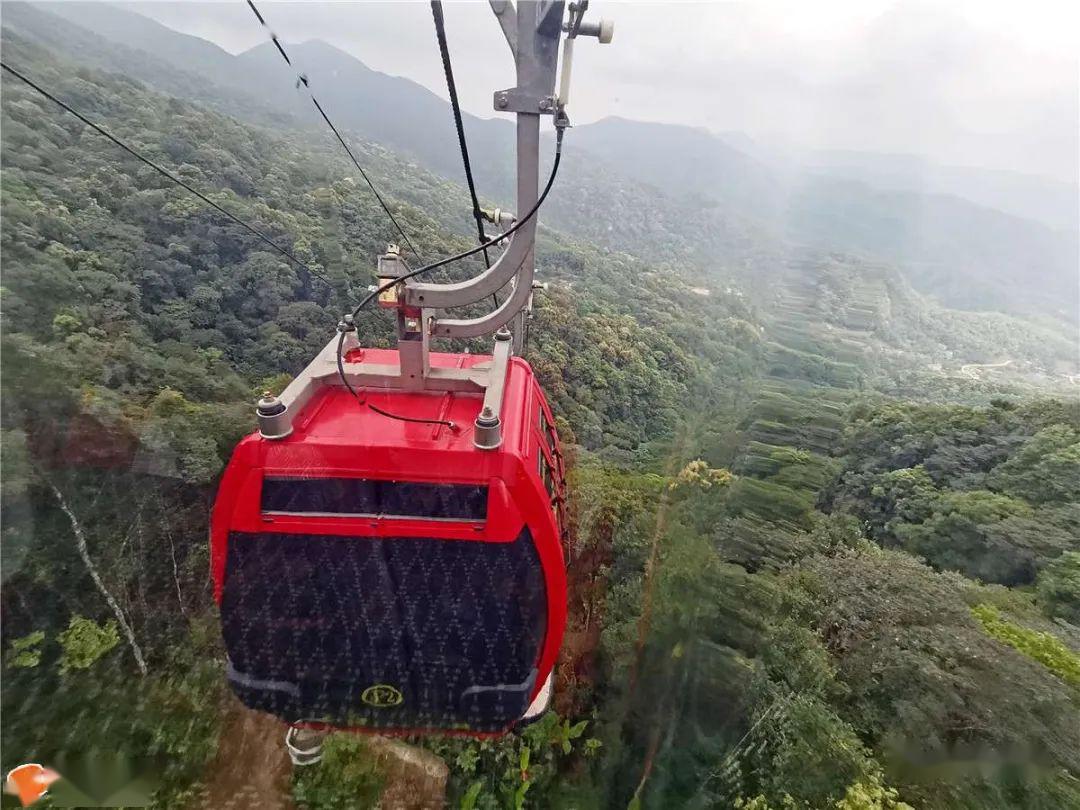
xmin=586 ymin=253 xmax=1080 ymax=808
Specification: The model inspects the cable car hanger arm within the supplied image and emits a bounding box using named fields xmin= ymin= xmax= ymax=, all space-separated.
xmin=418 ymin=135 xmax=563 ymax=340
xmin=405 ymin=1 xmax=610 ymax=338
xmin=256 ymin=1 xmax=610 ymax=442
xmin=401 ymin=0 xmax=564 ymax=317
xmin=347 ymin=135 xmax=561 ymax=324
xmin=401 ymin=117 xmax=543 ymax=315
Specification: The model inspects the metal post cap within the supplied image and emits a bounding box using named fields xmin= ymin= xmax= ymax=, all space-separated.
xmin=475 ymin=406 xmax=500 ymax=428
xmin=473 ymin=406 xmax=503 ymax=450
xmin=256 ymin=394 xmax=286 ymax=417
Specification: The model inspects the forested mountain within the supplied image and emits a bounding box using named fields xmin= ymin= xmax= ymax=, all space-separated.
xmin=1 ymin=5 xmax=1078 ymax=810
xmin=6 ymin=1 xmax=512 ymax=184
xmin=9 ymin=2 xmax=1079 ymax=321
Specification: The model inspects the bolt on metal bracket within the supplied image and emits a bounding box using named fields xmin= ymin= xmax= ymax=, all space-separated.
xmin=493 ymin=88 xmax=558 ymax=114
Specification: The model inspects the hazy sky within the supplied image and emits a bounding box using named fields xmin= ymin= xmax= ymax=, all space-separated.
xmin=125 ymin=1 xmax=1078 ymax=183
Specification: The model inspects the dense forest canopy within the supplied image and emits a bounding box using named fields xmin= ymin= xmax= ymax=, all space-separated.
xmin=1 ymin=5 xmax=1078 ymax=810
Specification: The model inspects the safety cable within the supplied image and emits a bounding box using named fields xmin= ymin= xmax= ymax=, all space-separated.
xmin=430 ymin=2 xmax=490 ymax=270
xmin=334 ymin=328 xmax=456 ymax=429
xmin=0 ymin=61 xmax=332 ymax=286
xmin=245 ymin=0 xmax=423 ymax=262
xmin=335 ymin=132 xmax=565 ymax=426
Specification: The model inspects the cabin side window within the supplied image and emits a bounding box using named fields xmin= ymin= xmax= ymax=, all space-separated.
xmin=538 ymin=453 xmax=555 ymax=502
xmin=261 ymin=478 xmax=488 ymax=521
xmin=535 ymin=390 xmax=558 ymax=458
xmin=534 ymin=388 xmax=563 ymax=528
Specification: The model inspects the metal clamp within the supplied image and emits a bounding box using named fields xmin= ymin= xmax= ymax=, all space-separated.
xmin=494 ymin=88 xmax=558 ymax=115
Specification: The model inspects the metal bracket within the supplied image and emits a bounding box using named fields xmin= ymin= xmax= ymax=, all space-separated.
xmin=491 ymin=0 xmax=564 ymax=115
xmin=402 ymin=0 xmax=564 ymax=340
xmin=494 ymin=88 xmax=557 ymax=115
xmin=404 ymin=0 xmax=563 ymax=340
xmin=385 ymin=0 xmax=609 ymax=347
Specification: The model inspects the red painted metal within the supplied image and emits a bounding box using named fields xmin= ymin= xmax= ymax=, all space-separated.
xmin=210 ymin=348 xmax=567 ymax=734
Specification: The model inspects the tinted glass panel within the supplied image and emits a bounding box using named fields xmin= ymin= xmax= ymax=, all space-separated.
xmin=537 ymin=401 xmax=557 ymax=456
xmin=261 ymin=478 xmax=487 ymax=520
xmin=221 ymin=529 xmax=547 ymax=732
xmin=538 ymin=454 xmax=552 ymax=499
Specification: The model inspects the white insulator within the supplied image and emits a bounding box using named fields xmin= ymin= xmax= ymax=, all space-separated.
xmin=558 ymin=37 xmax=575 ymax=109
xmin=597 ymin=19 xmax=614 ymax=44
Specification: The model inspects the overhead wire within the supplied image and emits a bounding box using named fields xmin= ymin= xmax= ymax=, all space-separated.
xmin=0 ymin=61 xmax=332 ymax=286
xmin=430 ymin=0 xmax=498 ymax=307
xmin=245 ymin=0 xmax=423 ymax=262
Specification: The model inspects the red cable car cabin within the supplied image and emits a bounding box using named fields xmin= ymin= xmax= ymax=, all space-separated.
xmin=210 ymin=346 xmax=567 ymax=736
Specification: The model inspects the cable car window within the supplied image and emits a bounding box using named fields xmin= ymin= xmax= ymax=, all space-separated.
xmin=537 ymin=401 xmax=557 ymax=457
xmin=261 ymin=478 xmax=488 ymax=520
xmin=538 ymin=453 xmax=560 ymax=527
xmin=222 ymin=528 xmax=546 ymax=731
xmin=538 ymin=454 xmax=555 ymax=501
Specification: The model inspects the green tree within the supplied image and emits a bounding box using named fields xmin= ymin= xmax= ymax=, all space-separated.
xmin=1037 ymin=551 xmax=1080 ymax=624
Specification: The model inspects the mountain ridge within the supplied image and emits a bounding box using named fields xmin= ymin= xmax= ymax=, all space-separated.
xmin=11 ymin=1 xmax=1079 ymax=321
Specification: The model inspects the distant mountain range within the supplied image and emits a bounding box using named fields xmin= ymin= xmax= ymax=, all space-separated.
xmin=796 ymin=149 xmax=1078 ymax=232
xmin=5 ymin=1 xmax=1077 ymax=321
xmin=568 ymin=117 xmax=1078 ymax=319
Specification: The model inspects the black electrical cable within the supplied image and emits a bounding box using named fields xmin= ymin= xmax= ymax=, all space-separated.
xmin=0 ymin=61 xmax=332 ymax=286
xmin=350 ymin=133 xmax=563 ymax=322
xmin=335 ymin=133 xmax=564 ymax=426
xmin=335 ymin=328 xmax=456 ymax=429
xmin=430 ymin=1 xmax=491 ymax=270
xmin=245 ymin=0 xmax=423 ymax=262
xmin=368 ymin=402 xmax=453 ymax=426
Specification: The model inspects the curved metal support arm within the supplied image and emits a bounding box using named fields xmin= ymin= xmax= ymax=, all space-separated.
xmin=429 ymin=246 xmax=535 ymax=338
xmin=403 ymin=0 xmax=562 ymax=340
xmin=489 ymin=0 xmax=518 ymax=51
xmin=402 ymin=114 xmax=539 ymax=311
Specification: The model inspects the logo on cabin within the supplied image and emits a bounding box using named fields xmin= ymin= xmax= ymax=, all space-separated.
xmin=361 ymin=684 xmax=404 ymax=708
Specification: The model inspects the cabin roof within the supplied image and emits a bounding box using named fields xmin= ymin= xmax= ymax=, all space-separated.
xmin=273 ymin=348 xmax=533 ymax=458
